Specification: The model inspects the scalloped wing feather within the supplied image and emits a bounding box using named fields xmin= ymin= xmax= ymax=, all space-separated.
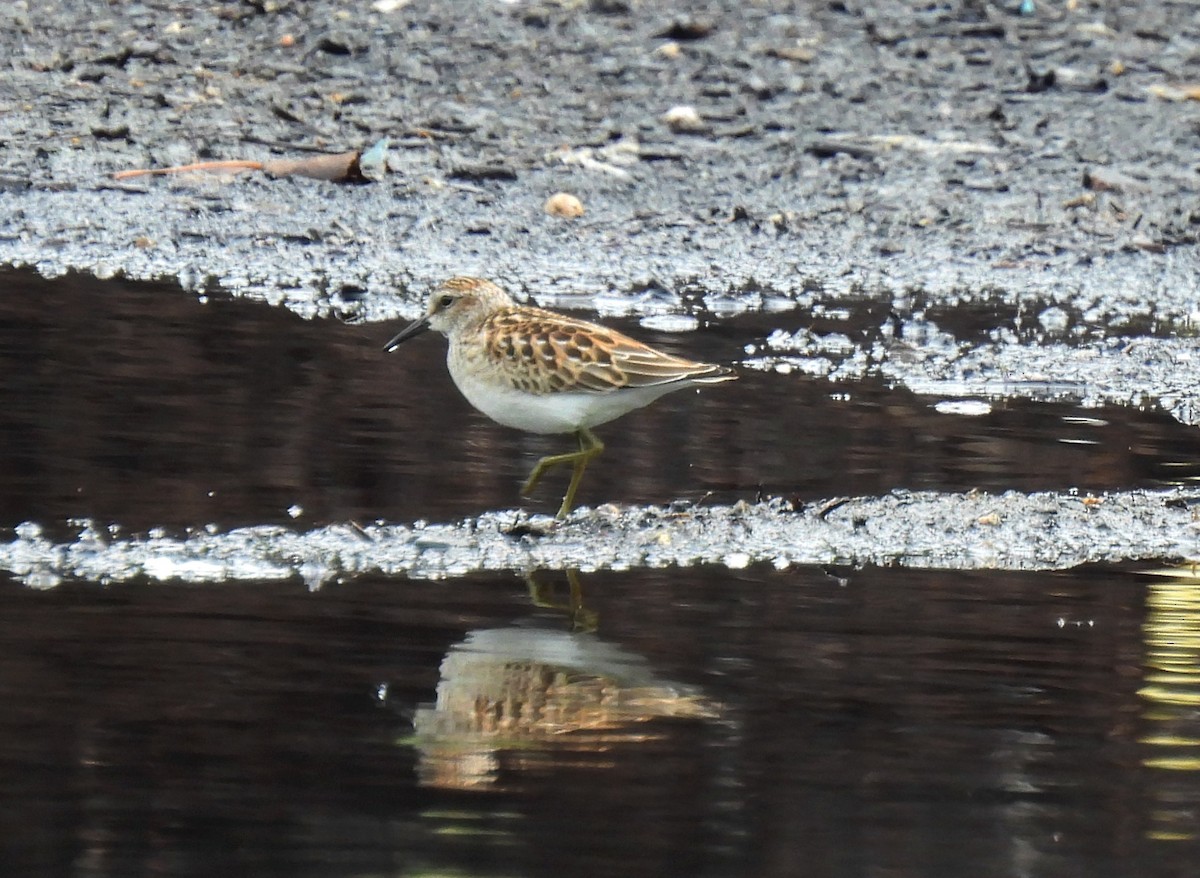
xmin=482 ymin=306 xmax=734 ymax=394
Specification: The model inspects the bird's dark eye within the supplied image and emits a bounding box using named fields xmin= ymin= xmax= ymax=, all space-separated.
xmin=439 ymin=295 xmax=454 ymax=309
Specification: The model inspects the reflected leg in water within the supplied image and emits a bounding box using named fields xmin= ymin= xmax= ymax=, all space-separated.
xmin=525 ymin=568 xmax=598 ymax=632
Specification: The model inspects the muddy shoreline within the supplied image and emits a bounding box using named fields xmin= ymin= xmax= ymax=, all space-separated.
xmin=2 ymin=1 xmax=1196 ymax=317
xmin=4 ymin=487 xmax=1200 ymax=589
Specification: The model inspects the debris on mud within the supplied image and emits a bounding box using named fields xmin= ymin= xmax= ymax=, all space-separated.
xmin=112 ymin=137 xmax=391 ymax=183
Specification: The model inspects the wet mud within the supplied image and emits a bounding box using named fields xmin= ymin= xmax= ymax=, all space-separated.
xmin=1 ymin=0 xmax=1197 ymax=320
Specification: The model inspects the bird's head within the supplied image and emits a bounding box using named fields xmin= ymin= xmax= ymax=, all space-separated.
xmin=383 ymin=277 xmax=513 ymax=351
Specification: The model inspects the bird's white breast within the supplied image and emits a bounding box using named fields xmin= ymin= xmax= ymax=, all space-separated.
xmin=447 ymin=356 xmax=686 ymax=435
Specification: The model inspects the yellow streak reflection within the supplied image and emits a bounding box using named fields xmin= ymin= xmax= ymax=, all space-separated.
xmin=1138 ymin=566 xmax=1200 ymax=842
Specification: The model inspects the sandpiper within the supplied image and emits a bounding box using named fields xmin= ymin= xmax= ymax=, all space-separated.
xmin=384 ymin=277 xmax=736 ymax=519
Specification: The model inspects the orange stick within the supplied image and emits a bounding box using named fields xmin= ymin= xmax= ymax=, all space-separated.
xmin=112 ymin=160 xmax=265 ymax=180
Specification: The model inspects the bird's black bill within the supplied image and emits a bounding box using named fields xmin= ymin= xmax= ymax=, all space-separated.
xmin=383 ymin=317 xmax=430 ymax=352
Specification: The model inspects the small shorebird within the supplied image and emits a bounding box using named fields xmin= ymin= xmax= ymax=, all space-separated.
xmin=384 ymin=277 xmax=736 ymax=519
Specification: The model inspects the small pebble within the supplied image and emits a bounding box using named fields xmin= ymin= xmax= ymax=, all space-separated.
xmin=544 ymin=192 xmax=584 ymax=218
xmin=662 ymin=104 xmax=705 ymax=132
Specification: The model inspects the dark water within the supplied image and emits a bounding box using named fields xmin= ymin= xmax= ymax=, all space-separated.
xmin=1 ymin=270 xmax=1199 ymax=531
xmin=2 ymin=271 xmax=1200 ymax=876
xmin=3 ymin=564 xmax=1200 ymax=877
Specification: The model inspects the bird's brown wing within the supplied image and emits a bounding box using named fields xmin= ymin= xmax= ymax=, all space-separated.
xmin=483 ymin=307 xmax=733 ymax=394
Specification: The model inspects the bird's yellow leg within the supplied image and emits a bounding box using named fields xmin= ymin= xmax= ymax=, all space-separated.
xmin=520 ymin=443 xmax=585 ymax=497
xmin=519 ymin=428 xmax=605 ymax=519
xmin=557 ymin=429 xmax=604 ymax=520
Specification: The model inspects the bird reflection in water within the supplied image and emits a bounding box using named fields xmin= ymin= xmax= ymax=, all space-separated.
xmin=406 ymin=571 xmax=720 ymax=790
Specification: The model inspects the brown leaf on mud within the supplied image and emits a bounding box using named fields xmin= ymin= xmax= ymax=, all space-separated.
xmin=262 ymin=151 xmax=366 ymax=182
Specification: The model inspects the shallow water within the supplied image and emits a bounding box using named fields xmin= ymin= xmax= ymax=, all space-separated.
xmin=3 ymin=272 xmax=1200 ymax=876
xmin=3 ymin=563 xmax=1199 ymax=876
xmin=2 ymin=270 xmax=1199 ymax=531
